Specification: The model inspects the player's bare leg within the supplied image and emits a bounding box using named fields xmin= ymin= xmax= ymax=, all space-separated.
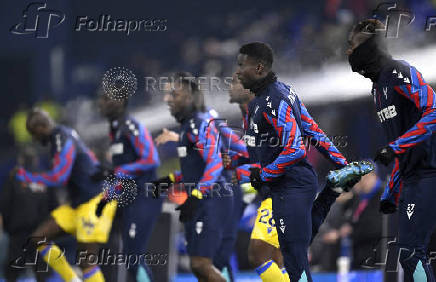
xmin=248 ymin=239 xmax=287 ymax=282
xmin=29 ymin=216 xmax=64 ymax=243
xmin=190 ymin=256 xmax=226 ymax=282
xmin=271 ymin=247 xmax=284 ymax=268
xmin=248 ymin=239 xmax=275 ymax=268
xmin=29 ymin=217 xmax=80 ymax=282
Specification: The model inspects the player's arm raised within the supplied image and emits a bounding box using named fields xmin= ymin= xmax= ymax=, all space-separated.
xmin=261 ymin=100 xmax=306 ymax=182
xmin=16 ymin=136 xmax=76 ymax=187
xmin=115 ymin=124 xmax=160 ymax=177
xmin=299 ymin=101 xmax=348 ymax=168
xmin=390 ymin=67 xmax=436 ymax=153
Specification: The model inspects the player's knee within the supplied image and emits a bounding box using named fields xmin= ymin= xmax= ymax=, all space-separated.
xmin=190 ymin=256 xmax=211 ymax=276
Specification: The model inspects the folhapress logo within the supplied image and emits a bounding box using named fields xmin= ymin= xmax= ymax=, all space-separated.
xmin=10 ymin=2 xmax=65 ymax=38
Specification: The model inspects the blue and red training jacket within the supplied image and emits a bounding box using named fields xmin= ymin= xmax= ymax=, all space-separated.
xmin=109 ymin=116 xmax=160 ymax=189
xmin=245 ymin=74 xmax=347 ymax=187
xmin=373 ymin=60 xmax=436 ymax=206
xmin=16 ymin=125 xmax=101 ymax=207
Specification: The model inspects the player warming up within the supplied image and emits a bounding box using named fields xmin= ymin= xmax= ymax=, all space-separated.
xmin=348 ymin=19 xmax=436 ymax=282
xmin=15 ymin=108 xmax=117 ymax=282
xmin=96 ymin=94 xmax=163 ymax=282
xmin=234 ymin=42 xmax=372 ymax=282
xmin=153 ymin=75 xmax=232 ymax=282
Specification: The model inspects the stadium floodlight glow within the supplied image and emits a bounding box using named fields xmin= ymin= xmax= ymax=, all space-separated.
xmin=102 ymin=66 xmax=138 ymax=101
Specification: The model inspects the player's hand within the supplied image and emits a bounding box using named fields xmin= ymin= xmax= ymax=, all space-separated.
xmin=175 ymin=189 xmax=202 ymax=222
xmin=150 ymin=175 xmax=173 ymax=199
xmin=155 ymin=128 xmax=179 ymax=146
xmin=249 ymin=167 xmax=263 ymax=191
xmin=222 ymin=153 xmax=231 ymax=168
xmin=374 ymin=146 xmax=396 ymax=166
xmin=91 ymin=164 xmax=113 ymax=182
xmin=95 ymin=198 xmax=109 ymax=217
xmin=379 ymin=199 xmax=397 ymax=214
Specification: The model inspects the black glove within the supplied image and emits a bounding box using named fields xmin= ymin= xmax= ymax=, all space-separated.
xmin=379 ymin=199 xmax=397 ymax=214
xmin=91 ymin=164 xmax=114 ymax=182
xmin=374 ymin=146 xmax=396 ymax=166
xmin=175 ymin=190 xmax=201 ymax=222
xmin=150 ymin=175 xmax=173 ymax=199
xmin=95 ymin=198 xmax=109 ymax=217
xmin=249 ymin=167 xmax=263 ymax=191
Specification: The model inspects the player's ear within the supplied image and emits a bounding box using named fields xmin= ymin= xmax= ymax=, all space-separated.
xmin=256 ymin=63 xmax=264 ymax=74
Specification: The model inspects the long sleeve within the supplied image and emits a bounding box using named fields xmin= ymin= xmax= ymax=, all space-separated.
xmin=115 ymin=124 xmax=160 ymax=177
xmin=236 ymin=163 xmax=260 ymax=184
xmin=390 ymin=67 xmax=436 ymax=153
xmin=381 ymin=158 xmax=402 ymax=206
xmin=186 ymin=121 xmax=224 ymax=194
xmin=16 ymin=138 xmax=76 ymax=186
xmin=217 ymin=123 xmax=249 ymax=168
xmin=299 ymin=101 xmax=348 ymax=168
xmin=261 ymin=100 xmax=307 ymax=181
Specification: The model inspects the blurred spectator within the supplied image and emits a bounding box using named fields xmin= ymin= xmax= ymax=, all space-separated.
xmin=310 ymin=192 xmax=354 ymax=272
xmin=0 ymin=147 xmax=58 ymax=281
xmin=350 ymin=171 xmax=383 ymax=270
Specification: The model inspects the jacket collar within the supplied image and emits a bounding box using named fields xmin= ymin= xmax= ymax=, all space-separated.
xmin=249 ymin=72 xmax=277 ymax=96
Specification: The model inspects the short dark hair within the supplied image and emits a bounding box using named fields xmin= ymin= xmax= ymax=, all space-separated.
xmin=351 ymin=19 xmax=389 ymax=53
xmin=173 ymin=72 xmax=205 ymax=112
xmin=239 ymin=42 xmax=273 ymax=69
xmin=26 ymin=108 xmax=50 ymax=129
xmin=351 ymin=19 xmax=385 ymax=35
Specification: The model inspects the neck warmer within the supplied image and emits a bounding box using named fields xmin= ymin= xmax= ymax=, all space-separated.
xmin=348 ymin=36 xmax=392 ymax=82
xmin=249 ymin=72 xmax=277 ymax=95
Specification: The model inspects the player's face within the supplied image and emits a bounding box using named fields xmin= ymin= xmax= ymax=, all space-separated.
xmin=27 ymin=124 xmax=50 ymax=145
xmin=346 ymin=32 xmax=366 ymax=56
xmin=97 ymin=95 xmax=125 ymax=120
xmin=163 ymin=81 xmax=193 ymax=117
xmin=228 ymin=74 xmax=252 ymax=104
xmin=236 ymin=54 xmax=259 ymax=89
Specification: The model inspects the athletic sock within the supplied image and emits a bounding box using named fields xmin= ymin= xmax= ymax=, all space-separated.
xmin=136 ymin=265 xmax=152 ymax=282
xmin=255 ymin=260 xmax=285 ymax=282
xmin=38 ymin=244 xmax=79 ymax=282
xmin=83 ymin=265 xmax=105 ymax=282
